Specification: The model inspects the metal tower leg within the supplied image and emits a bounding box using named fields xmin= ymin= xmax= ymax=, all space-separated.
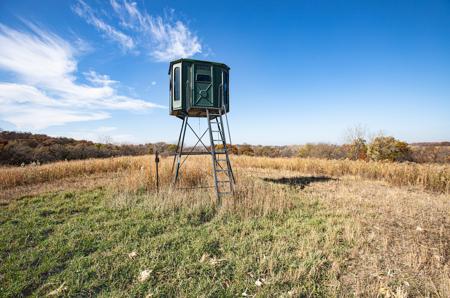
xmin=171 ymin=108 xmax=234 ymax=207
xmin=171 ymin=116 xmax=186 ymax=173
xmin=173 ymin=115 xmax=188 ymax=186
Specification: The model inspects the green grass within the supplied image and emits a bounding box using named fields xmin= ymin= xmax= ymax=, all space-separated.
xmin=0 ymin=188 xmax=351 ymax=297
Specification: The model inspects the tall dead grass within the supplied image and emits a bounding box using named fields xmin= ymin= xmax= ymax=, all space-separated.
xmin=234 ymin=156 xmax=450 ymax=193
xmin=0 ymin=156 xmax=145 ymax=188
xmin=106 ymin=175 xmax=296 ymax=218
xmin=1 ymin=155 xmax=448 ymax=194
xmin=105 ymin=157 xmax=295 ymax=218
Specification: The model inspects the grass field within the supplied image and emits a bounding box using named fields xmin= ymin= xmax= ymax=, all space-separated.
xmin=0 ymin=155 xmax=449 ymax=297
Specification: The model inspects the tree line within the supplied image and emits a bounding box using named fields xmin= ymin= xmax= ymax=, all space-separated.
xmin=0 ymin=131 xmax=176 ymax=166
xmin=0 ymin=130 xmax=448 ymax=166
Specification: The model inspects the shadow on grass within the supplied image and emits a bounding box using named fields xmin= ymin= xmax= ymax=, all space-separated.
xmin=262 ymin=176 xmax=336 ymax=189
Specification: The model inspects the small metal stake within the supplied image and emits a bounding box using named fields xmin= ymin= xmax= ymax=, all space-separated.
xmin=155 ymin=151 xmax=160 ymax=193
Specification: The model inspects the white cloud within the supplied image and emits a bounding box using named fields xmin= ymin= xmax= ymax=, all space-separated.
xmin=3 ymin=106 xmax=109 ymax=130
xmin=148 ymin=17 xmax=202 ymax=61
xmin=72 ymin=0 xmax=135 ymax=51
xmin=0 ymin=83 xmax=57 ymax=106
xmin=84 ymin=70 xmax=118 ymax=86
xmin=0 ymin=22 xmax=163 ymax=130
xmin=110 ymin=0 xmax=145 ymax=30
xmin=95 ymin=126 xmax=117 ymax=133
xmin=76 ymin=0 xmax=202 ymax=61
xmin=0 ymin=23 xmax=76 ymax=86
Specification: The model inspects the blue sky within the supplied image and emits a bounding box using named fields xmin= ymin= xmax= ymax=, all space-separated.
xmin=0 ymin=0 xmax=449 ymax=145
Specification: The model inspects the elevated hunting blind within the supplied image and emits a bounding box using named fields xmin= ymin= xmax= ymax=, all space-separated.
xmin=169 ymin=59 xmax=234 ymax=205
xmin=169 ymin=59 xmax=230 ymax=117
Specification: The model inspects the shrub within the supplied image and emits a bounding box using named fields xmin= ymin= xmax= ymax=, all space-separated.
xmin=298 ymin=143 xmax=346 ymax=160
xmin=346 ymin=138 xmax=368 ymax=160
xmin=367 ymin=136 xmax=412 ymax=162
xmin=238 ymin=144 xmax=254 ymax=156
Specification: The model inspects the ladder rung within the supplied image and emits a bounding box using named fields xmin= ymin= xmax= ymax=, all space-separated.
xmin=170 ymin=151 xmax=211 ymax=156
xmin=215 ymin=160 xmax=228 ymax=164
xmin=218 ymin=192 xmax=231 ymax=195
xmin=216 ymin=180 xmax=230 ymax=183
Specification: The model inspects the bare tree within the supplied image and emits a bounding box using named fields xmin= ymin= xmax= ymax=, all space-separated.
xmin=97 ymin=135 xmax=113 ymax=144
xmin=343 ymin=124 xmax=369 ymax=144
xmin=343 ymin=124 xmax=370 ymax=160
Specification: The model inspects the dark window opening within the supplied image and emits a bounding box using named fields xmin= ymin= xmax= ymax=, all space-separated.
xmin=169 ymin=79 xmax=172 ymax=103
xmin=174 ymin=67 xmax=180 ymax=101
xmin=196 ymin=74 xmax=211 ymax=82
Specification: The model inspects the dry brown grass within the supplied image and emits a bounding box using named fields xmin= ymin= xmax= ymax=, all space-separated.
xmin=98 ymin=157 xmax=296 ymax=218
xmin=302 ymin=175 xmax=450 ymax=297
xmin=0 ymin=156 xmax=145 ymax=189
xmin=1 ymin=155 xmax=449 ymax=296
xmin=217 ymin=167 xmax=449 ymax=296
xmin=234 ymin=156 xmax=450 ymax=193
xmin=1 ymin=155 xmax=448 ymax=197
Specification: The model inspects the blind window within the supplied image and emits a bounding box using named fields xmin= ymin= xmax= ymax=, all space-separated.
xmin=174 ymin=67 xmax=180 ymax=101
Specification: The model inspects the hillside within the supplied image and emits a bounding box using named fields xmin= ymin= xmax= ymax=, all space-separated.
xmin=0 ymin=131 xmax=174 ymax=166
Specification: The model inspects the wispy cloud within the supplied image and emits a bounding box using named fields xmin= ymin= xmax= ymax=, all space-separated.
xmin=72 ymin=0 xmax=135 ymax=51
xmin=74 ymin=0 xmax=202 ymax=61
xmin=95 ymin=126 xmax=117 ymax=133
xmin=0 ymin=22 xmax=163 ymax=130
xmin=148 ymin=16 xmax=202 ymax=61
xmin=3 ymin=106 xmax=109 ymax=130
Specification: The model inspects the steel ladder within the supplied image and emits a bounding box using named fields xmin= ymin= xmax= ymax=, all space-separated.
xmin=206 ymin=107 xmax=235 ymax=204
